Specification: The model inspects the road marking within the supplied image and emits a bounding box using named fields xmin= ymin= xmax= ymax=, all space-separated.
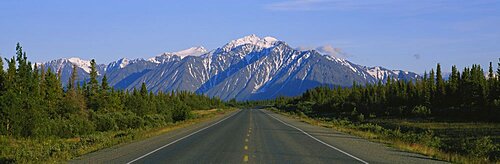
xmin=243 ymin=155 xmax=249 ymax=162
xmin=245 ymin=138 xmax=248 ymax=142
xmin=247 ymin=134 xmax=250 ymax=137
xmin=244 ymin=145 xmax=248 ymax=150
xmin=262 ymin=110 xmax=369 ymax=164
xmin=126 ymin=110 xmax=242 ymax=164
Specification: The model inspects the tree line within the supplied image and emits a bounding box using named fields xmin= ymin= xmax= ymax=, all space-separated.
xmin=0 ymin=44 xmax=225 ymax=138
xmin=275 ymin=59 xmax=500 ymax=121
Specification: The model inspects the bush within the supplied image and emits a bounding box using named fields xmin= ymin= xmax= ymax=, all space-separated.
xmin=113 ymin=112 xmax=144 ymax=130
xmin=469 ymin=136 xmax=498 ymax=160
xmin=58 ymin=115 xmax=95 ymax=138
xmin=94 ymin=114 xmax=117 ymax=132
xmin=143 ymin=114 xmax=168 ymax=127
xmin=411 ymin=105 xmax=431 ymax=117
xmin=357 ymin=113 xmax=365 ymax=122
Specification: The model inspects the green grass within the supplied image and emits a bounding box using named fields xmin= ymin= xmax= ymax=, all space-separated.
xmin=0 ymin=108 xmax=235 ymax=163
xmin=268 ymin=107 xmax=500 ymax=164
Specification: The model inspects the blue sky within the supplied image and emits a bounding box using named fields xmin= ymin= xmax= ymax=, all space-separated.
xmin=0 ymin=0 xmax=499 ymax=73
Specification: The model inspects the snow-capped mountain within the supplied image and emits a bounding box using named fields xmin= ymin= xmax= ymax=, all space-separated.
xmin=148 ymin=46 xmax=208 ymax=63
xmin=40 ymin=57 xmax=106 ymax=85
xmin=363 ymin=66 xmax=420 ymax=82
xmin=40 ymin=34 xmax=419 ymax=100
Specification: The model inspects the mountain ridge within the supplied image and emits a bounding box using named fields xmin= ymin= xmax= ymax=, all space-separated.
xmin=39 ymin=34 xmax=420 ymax=100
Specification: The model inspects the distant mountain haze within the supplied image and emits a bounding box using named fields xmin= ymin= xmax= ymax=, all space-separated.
xmin=40 ymin=35 xmax=419 ymax=100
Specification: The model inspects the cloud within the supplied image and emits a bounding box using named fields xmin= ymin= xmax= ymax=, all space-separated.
xmin=264 ymin=0 xmax=498 ymax=15
xmin=413 ymin=54 xmax=421 ymax=60
xmin=264 ymin=0 xmax=333 ymax=11
xmin=297 ymin=44 xmax=350 ymax=58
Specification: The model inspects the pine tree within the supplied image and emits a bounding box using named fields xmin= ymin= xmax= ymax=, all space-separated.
xmin=435 ymin=64 xmax=445 ymax=108
xmin=0 ymin=55 xmax=4 ymax=93
xmin=436 ymin=63 xmax=445 ymax=96
xmin=140 ymin=82 xmax=148 ymax=97
xmin=0 ymin=56 xmax=6 ymax=135
xmin=87 ymin=59 xmax=99 ymax=111
xmin=447 ymin=65 xmax=460 ymax=107
xmin=44 ymin=68 xmax=63 ymax=118
xmin=68 ymin=64 xmax=78 ymax=91
xmin=101 ymin=74 xmax=109 ymax=92
xmin=487 ymin=62 xmax=496 ymax=107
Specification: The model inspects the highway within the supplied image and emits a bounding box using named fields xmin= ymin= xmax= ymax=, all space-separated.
xmin=73 ymin=109 xmax=447 ymax=164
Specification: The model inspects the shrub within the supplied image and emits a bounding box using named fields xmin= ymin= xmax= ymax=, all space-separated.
xmin=469 ymin=136 xmax=498 ymax=160
xmin=143 ymin=114 xmax=167 ymax=127
xmin=411 ymin=105 xmax=431 ymax=117
xmin=357 ymin=113 xmax=365 ymax=122
xmin=94 ymin=114 xmax=117 ymax=132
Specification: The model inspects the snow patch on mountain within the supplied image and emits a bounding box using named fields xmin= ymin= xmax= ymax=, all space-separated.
xmin=148 ymin=46 xmax=207 ymax=63
xmin=221 ymin=34 xmax=278 ymax=52
xmin=365 ymin=66 xmax=416 ymax=81
xmin=66 ymin=57 xmax=92 ymax=73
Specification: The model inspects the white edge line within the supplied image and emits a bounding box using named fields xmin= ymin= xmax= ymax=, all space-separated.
xmin=261 ymin=109 xmax=369 ymax=164
xmin=127 ymin=109 xmax=242 ymax=164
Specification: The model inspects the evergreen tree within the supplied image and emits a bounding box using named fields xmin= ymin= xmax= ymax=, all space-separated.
xmin=140 ymin=82 xmax=148 ymax=96
xmin=487 ymin=62 xmax=496 ymax=107
xmin=101 ymin=74 xmax=109 ymax=92
xmin=436 ymin=63 xmax=445 ymax=96
xmin=87 ymin=59 xmax=99 ymax=111
xmin=0 ymin=56 xmax=6 ymax=135
xmin=68 ymin=64 xmax=78 ymax=91
xmin=435 ymin=64 xmax=446 ymax=108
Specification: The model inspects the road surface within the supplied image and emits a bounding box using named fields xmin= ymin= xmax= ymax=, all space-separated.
xmin=72 ymin=109 xmax=447 ymax=164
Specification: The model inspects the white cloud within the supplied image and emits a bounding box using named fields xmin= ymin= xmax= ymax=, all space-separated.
xmin=264 ymin=0 xmax=498 ymax=15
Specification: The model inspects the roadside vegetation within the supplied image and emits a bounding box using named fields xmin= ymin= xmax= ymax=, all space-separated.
xmin=0 ymin=44 xmax=229 ymax=163
xmin=269 ymin=60 xmax=500 ymax=163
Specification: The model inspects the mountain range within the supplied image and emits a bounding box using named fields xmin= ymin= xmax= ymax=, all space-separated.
xmin=39 ymin=34 xmax=419 ymax=100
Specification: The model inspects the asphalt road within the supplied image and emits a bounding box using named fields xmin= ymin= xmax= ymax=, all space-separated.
xmin=73 ymin=109 xmax=448 ymax=164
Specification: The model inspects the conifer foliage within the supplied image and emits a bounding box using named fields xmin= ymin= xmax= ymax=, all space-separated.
xmin=276 ymin=62 xmax=500 ymax=121
xmin=0 ymin=44 xmax=225 ymax=138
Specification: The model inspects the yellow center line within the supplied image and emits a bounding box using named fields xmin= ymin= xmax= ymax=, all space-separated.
xmin=243 ymin=155 xmax=249 ymax=162
xmin=244 ymin=145 xmax=248 ymax=150
xmin=245 ymin=138 xmax=248 ymax=142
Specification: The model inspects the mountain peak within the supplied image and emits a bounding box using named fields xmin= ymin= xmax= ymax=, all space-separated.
xmin=222 ymin=34 xmax=279 ymax=51
xmin=148 ymin=46 xmax=208 ymax=63
xmin=171 ymin=46 xmax=207 ymax=57
xmin=65 ymin=57 xmax=92 ymax=73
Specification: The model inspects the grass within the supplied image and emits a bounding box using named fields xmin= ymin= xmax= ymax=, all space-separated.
xmin=0 ymin=108 xmax=235 ymax=163
xmin=267 ymin=107 xmax=500 ymax=164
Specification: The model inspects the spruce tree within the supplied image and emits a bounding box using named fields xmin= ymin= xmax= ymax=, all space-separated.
xmin=87 ymin=59 xmax=99 ymax=111
xmin=68 ymin=64 xmax=78 ymax=91
xmin=101 ymin=74 xmax=109 ymax=92
xmin=436 ymin=63 xmax=445 ymax=96
xmin=140 ymin=82 xmax=148 ymax=97
xmin=435 ymin=64 xmax=445 ymax=108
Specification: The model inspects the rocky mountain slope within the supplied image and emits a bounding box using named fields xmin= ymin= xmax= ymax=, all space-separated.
xmin=40 ymin=35 xmax=419 ymax=100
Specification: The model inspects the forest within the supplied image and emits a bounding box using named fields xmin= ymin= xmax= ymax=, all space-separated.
xmin=0 ymin=43 xmax=225 ymax=138
xmin=275 ymin=61 xmax=500 ymax=120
